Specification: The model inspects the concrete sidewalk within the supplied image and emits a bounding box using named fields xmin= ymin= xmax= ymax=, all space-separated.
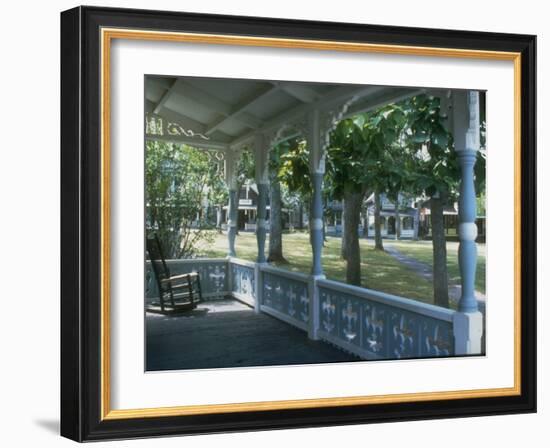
xmin=383 ymin=243 xmax=486 ymax=308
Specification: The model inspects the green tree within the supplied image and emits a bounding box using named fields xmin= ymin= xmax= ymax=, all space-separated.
xmin=327 ymin=118 xmax=370 ymax=285
xmin=363 ymin=105 xmax=409 ymax=251
xmin=278 ymin=138 xmax=313 ymax=241
xmin=145 ymin=141 xmax=214 ymax=259
xmin=267 ymin=141 xmax=295 ymax=263
xmin=403 ymin=94 xmax=459 ymax=308
xmin=327 ymin=105 xmax=408 ymax=285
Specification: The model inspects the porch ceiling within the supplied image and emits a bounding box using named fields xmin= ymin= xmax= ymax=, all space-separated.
xmin=145 ymin=75 xmax=425 ymax=150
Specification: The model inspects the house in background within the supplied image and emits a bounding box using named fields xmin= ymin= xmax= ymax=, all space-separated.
xmin=220 ymin=180 xmax=307 ymax=232
xmin=326 ymin=192 xmax=485 ymax=241
xmin=325 ymin=193 xmax=419 ymax=240
xmin=221 ymin=181 xmax=267 ymax=231
xmin=417 ymin=200 xmax=486 ymax=242
xmin=365 ymin=193 xmax=420 ymax=239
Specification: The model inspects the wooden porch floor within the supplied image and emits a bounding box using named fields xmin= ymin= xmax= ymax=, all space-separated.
xmin=146 ymin=299 xmax=359 ymax=371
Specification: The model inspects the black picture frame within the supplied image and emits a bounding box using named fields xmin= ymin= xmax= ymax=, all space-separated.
xmin=61 ymin=5 xmax=536 ymax=442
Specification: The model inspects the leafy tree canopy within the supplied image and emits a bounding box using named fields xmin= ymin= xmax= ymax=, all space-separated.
xmin=146 ymin=141 xmax=215 ymax=258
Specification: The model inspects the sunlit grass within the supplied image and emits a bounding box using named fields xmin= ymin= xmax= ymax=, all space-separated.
xmin=387 ymin=240 xmax=486 ymax=294
xmin=197 ymin=231 xmax=482 ymax=306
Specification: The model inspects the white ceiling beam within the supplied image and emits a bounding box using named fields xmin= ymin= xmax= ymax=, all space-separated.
xmin=267 ymin=80 xmax=321 ymax=103
xmin=279 ymin=82 xmax=322 ymax=103
xmin=172 ymin=80 xmax=234 ymax=115
xmin=148 ymin=78 xmax=233 ymax=115
xmin=150 ymin=77 xmax=271 ymax=132
xmin=228 ymin=112 xmax=264 ymax=130
xmin=145 ymin=134 xmax=229 ymax=151
xmin=152 ymin=79 xmax=178 ymax=114
xmin=205 ymin=85 xmax=278 ymax=135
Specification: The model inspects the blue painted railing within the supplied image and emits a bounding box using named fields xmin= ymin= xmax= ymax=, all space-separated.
xmin=259 ymin=265 xmax=310 ymax=331
xmin=316 ymin=278 xmax=455 ymax=359
xmin=145 ymin=258 xmax=228 ymax=304
xmin=145 ymin=258 xmax=468 ymax=359
xmin=228 ymin=258 xmax=256 ymax=307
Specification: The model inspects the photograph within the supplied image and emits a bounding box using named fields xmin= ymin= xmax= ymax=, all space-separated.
xmin=144 ymin=75 xmax=487 ymax=371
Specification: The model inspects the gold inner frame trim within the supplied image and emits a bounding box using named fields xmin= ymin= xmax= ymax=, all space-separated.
xmin=100 ymin=27 xmax=522 ymax=421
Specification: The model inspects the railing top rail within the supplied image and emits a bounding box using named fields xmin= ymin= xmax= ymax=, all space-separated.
xmin=157 ymin=258 xmax=228 ymax=264
xmin=260 ymin=264 xmax=310 ymax=283
xmin=228 ymin=257 xmax=256 ymax=268
xmin=317 ymin=277 xmax=455 ymax=323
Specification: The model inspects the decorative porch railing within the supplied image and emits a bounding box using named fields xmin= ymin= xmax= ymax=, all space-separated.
xmin=146 ymin=257 xmax=479 ymax=359
xmin=259 ymin=265 xmax=310 ymax=331
xmin=228 ymin=258 xmax=256 ymax=307
xmin=145 ymin=258 xmax=228 ymax=304
xmin=316 ymin=278 xmax=455 ymax=360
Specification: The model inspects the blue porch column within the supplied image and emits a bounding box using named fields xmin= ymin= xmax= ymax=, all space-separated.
xmin=227 ymin=189 xmax=238 ymax=257
xmin=306 ymin=109 xmax=326 ymax=340
xmin=307 ymin=109 xmax=325 ymax=278
xmin=451 ymin=90 xmax=483 ymax=355
xmin=311 ymin=172 xmax=324 ymax=276
xmin=457 ymin=147 xmax=479 ymax=313
xmin=254 ymin=134 xmax=270 ymax=314
xmin=225 ymin=149 xmax=238 ymax=257
xmin=256 ymin=184 xmax=268 ymax=262
xmin=254 ymin=133 xmax=269 ymax=264
xmin=455 ymin=91 xmax=480 ymax=313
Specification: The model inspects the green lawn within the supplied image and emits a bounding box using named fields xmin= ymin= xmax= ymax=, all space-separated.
xmin=196 ymin=231 xmax=488 ymax=306
xmin=386 ymin=240 xmax=486 ymax=294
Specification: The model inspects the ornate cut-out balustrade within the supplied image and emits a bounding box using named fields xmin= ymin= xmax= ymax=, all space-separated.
xmin=145 ymin=258 xmax=228 ymax=303
xmin=259 ymin=265 xmax=310 ymax=331
xmin=316 ymin=279 xmax=455 ymax=359
xmin=146 ymin=257 xmax=474 ymax=359
xmin=228 ymin=258 xmax=256 ymax=307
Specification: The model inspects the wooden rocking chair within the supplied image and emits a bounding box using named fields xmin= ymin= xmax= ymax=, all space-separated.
xmin=146 ymin=234 xmax=202 ymax=314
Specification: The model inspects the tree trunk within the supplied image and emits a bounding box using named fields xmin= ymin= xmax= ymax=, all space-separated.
xmin=430 ymin=195 xmax=450 ymax=308
xmin=343 ymin=191 xmax=363 ymax=286
xmin=395 ymin=207 xmax=401 ymax=240
xmin=298 ymin=203 xmax=304 ymax=229
xmin=308 ymin=199 xmax=313 ymax=246
xmin=322 ymin=204 xmax=327 ymax=245
xmin=268 ymin=177 xmax=287 ymax=263
xmin=413 ymin=207 xmax=420 ymax=240
xmin=374 ymin=191 xmax=384 ymax=251
xmin=340 ymin=200 xmax=347 ymax=260
xmin=216 ymin=206 xmax=223 ymax=234
xmin=232 ymin=190 xmax=240 ymax=236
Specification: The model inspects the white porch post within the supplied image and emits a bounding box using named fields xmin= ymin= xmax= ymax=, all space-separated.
xmin=254 ymin=133 xmax=269 ymax=314
xmin=225 ymin=148 xmax=238 ymax=257
xmin=451 ymin=90 xmax=483 ymax=355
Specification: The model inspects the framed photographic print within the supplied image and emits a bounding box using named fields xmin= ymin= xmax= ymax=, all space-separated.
xmin=60 ymin=6 xmax=536 ymax=442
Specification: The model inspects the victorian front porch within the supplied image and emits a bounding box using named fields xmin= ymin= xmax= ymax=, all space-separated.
xmin=146 ymin=77 xmax=485 ymax=365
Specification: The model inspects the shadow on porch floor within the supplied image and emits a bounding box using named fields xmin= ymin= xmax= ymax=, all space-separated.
xmin=146 ymin=299 xmax=359 ymax=371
